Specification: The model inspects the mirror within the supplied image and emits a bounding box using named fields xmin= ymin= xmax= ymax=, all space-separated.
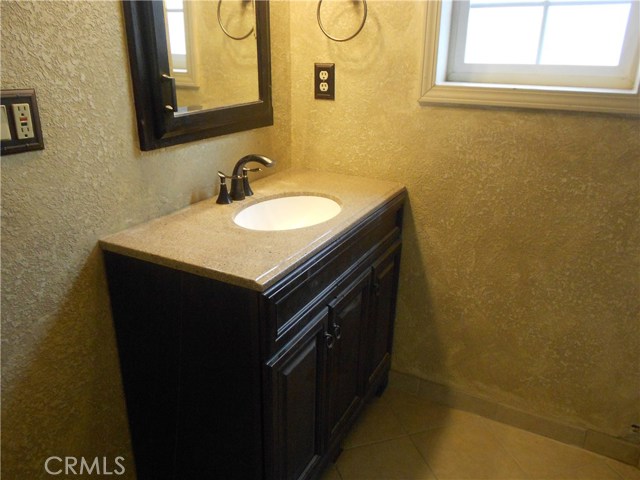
xmin=166 ymin=0 xmax=259 ymax=111
xmin=122 ymin=0 xmax=273 ymax=151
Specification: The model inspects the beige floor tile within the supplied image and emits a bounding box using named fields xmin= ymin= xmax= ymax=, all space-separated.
xmin=490 ymin=421 xmax=625 ymax=479
xmin=319 ymin=463 xmax=343 ymax=480
xmin=606 ymin=459 xmax=640 ymax=480
xmin=385 ymin=388 xmax=483 ymax=434
xmin=336 ymin=436 xmax=436 ymax=480
xmin=337 ymin=388 xmax=633 ymax=480
xmin=410 ymin=415 xmax=529 ymax=479
xmin=342 ymin=395 xmax=406 ymax=449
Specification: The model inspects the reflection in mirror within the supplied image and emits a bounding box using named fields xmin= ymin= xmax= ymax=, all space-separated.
xmin=164 ymin=0 xmax=259 ymax=112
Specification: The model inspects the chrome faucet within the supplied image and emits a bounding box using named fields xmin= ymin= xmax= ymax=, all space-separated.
xmin=230 ymin=154 xmax=275 ymax=201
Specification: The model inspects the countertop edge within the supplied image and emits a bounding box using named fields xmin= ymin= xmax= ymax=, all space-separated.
xmin=99 ymin=171 xmax=406 ymax=292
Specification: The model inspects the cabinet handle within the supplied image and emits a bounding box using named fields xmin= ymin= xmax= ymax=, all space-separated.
xmin=373 ymin=278 xmax=381 ymax=297
xmin=332 ymin=321 xmax=342 ymax=340
xmin=325 ymin=332 xmax=336 ymax=350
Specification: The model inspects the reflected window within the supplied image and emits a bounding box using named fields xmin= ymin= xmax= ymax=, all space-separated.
xmin=165 ymin=0 xmax=198 ymax=87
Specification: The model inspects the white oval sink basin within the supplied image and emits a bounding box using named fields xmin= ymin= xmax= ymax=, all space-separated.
xmin=234 ymin=195 xmax=341 ymax=231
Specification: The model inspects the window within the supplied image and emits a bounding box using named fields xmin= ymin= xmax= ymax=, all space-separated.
xmin=420 ymin=0 xmax=640 ymax=114
xmin=164 ymin=0 xmax=198 ymax=87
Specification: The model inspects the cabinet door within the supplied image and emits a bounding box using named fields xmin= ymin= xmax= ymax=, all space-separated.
xmin=326 ymin=271 xmax=370 ymax=447
xmin=365 ymin=241 xmax=402 ymax=391
xmin=265 ymin=309 xmax=329 ymax=480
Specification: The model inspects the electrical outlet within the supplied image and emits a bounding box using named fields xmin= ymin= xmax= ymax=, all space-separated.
xmin=1 ymin=89 xmax=44 ymax=155
xmin=12 ymin=103 xmax=35 ymax=139
xmin=314 ymin=63 xmax=335 ymax=100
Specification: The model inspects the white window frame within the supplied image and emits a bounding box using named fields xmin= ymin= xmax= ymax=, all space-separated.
xmin=420 ymin=0 xmax=640 ymax=115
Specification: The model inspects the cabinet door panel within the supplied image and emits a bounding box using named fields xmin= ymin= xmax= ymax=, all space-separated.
xmin=265 ymin=309 xmax=328 ymax=480
xmin=366 ymin=241 xmax=402 ymax=389
xmin=326 ymin=271 xmax=370 ymax=445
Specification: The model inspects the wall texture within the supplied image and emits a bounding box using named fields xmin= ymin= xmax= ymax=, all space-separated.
xmin=2 ymin=0 xmax=639 ymax=478
xmin=0 ymin=1 xmax=290 ymax=478
xmin=289 ymin=0 xmax=639 ymax=440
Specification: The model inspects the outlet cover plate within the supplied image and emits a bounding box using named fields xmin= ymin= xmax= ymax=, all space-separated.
xmin=1 ymin=89 xmax=44 ymax=156
xmin=315 ymin=63 xmax=335 ymax=100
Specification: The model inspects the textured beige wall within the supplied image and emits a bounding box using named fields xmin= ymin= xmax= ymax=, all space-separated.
xmin=2 ymin=0 xmax=639 ymax=477
xmin=0 ymin=1 xmax=290 ymax=478
xmin=289 ymin=0 xmax=639 ymax=438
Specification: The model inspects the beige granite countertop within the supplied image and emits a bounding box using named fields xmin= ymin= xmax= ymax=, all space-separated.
xmin=100 ymin=169 xmax=405 ymax=292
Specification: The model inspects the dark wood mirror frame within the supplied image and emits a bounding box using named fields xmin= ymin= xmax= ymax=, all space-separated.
xmin=123 ymin=0 xmax=273 ymax=151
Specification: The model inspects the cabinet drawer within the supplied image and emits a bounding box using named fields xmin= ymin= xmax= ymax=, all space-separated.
xmin=261 ymin=194 xmax=404 ymax=357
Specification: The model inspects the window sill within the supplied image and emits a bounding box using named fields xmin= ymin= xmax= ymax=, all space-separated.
xmin=419 ymin=82 xmax=640 ymax=115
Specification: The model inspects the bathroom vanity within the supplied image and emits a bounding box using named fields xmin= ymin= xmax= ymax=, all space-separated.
xmin=101 ymin=170 xmax=405 ymax=480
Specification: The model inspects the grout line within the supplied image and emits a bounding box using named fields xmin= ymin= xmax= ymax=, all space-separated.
xmin=406 ymin=432 xmax=440 ymax=480
xmin=343 ymin=432 xmax=412 ymax=451
xmin=486 ymin=421 xmax=535 ymax=478
xmin=383 ymin=390 xmax=451 ymax=437
xmin=382 ymin=392 xmax=412 ymax=436
xmin=601 ymin=462 xmax=627 ymax=480
xmin=603 ymin=458 xmax=640 ymax=479
xmin=341 ymin=393 xmax=412 ymax=450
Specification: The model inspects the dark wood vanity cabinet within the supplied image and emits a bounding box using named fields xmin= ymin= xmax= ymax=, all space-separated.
xmin=103 ymin=192 xmax=404 ymax=480
xmin=325 ymin=270 xmax=370 ymax=450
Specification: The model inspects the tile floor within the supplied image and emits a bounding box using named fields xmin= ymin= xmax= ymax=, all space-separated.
xmin=320 ymin=388 xmax=640 ymax=480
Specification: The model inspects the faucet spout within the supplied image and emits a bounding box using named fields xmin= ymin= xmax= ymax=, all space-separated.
xmin=232 ymin=154 xmax=274 ymax=177
xmin=230 ymin=154 xmax=275 ymax=201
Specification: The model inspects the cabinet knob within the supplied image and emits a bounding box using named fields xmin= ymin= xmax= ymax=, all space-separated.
xmin=373 ymin=278 xmax=381 ymax=297
xmin=325 ymin=332 xmax=336 ymax=349
xmin=332 ymin=321 xmax=342 ymax=340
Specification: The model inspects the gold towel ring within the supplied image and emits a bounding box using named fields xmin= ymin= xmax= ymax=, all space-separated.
xmin=317 ymin=0 xmax=368 ymax=42
xmin=217 ymin=0 xmax=254 ymax=41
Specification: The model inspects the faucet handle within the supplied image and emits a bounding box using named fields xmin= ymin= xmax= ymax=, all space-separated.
xmin=218 ymin=171 xmax=241 ymax=180
xmin=241 ymin=167 xmax=262 ymax=197
xmin=216 ymin=171 xmax=237 ymax=204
